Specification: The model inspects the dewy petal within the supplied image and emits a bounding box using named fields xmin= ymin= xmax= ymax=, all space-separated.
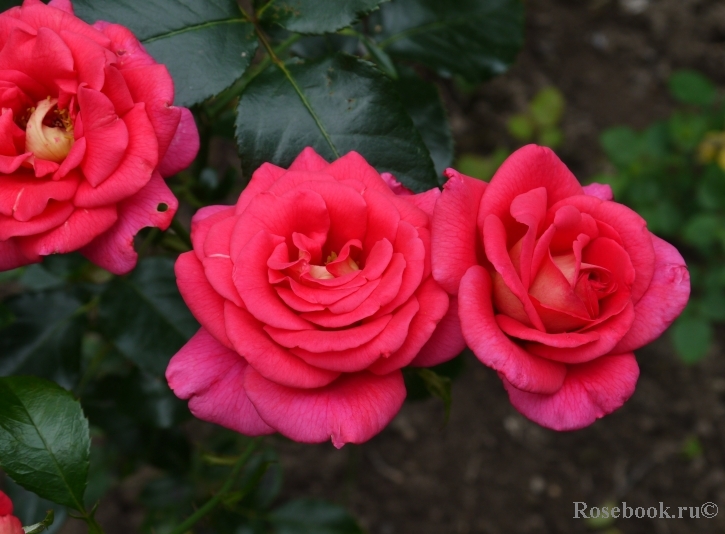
xmin=613 ymin=234 xmax=690 ymax=353
xmin=503 ymin=353 xmax=639 ymax=431
xmin=244 ymin=368 xmax=406 ymax=448
xmin=80 ymin=172 xmax=176 ymax=275
xmin=431 ymin=168 xmax=487 ymax=295
xmin=459 ymin=265 xmax=567 ymax=394
xmin=166 ymin=328 xmax=274 ymax=436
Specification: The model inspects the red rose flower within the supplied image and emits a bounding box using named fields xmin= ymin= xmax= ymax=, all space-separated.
xmin=432 ymin=145 xmax=690 ymax=430
xmin=0 ymin=0 xmax=199 ymax=274
xmin=0 ymin=491 xmax=23 ymax=534
xmin=166 ymin=148 xmax=464 ymax=447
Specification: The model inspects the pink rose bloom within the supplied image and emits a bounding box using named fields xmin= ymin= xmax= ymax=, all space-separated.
xmin=432 ymin=145 xmax=690 ymax=430
xmin=167 ymin=148 xmax=464 ymax=447
xmin=0 ymin=0 xmax=199 ymax=274
xmin=0 ymin=491 xmax=22 ymax=534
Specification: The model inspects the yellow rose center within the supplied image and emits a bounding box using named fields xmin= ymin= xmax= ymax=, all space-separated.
xmin=24 ymin=98 xmax=74 ymax=162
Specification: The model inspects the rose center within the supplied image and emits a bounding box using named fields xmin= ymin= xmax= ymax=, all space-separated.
xmin=24 ymin=98 xmax=74 ymax=163
xmin=308 ymin=250 xmax=360 ymax=280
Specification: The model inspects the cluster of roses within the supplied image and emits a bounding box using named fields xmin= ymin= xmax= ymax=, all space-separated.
xmin=0 ymin=0 xmax=690 ymax=448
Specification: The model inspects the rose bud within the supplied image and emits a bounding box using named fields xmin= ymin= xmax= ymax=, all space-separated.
xmin=166 ymin=148 xmax=464 ymax=447
xmin=432 ymin=145 xmax=690 ymax=430
xmin=0 ymin=0 xmax=199 ymax=274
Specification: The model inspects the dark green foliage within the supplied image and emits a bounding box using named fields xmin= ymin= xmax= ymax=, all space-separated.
xmin=236 ymin=53 xmax=438 ymax=191
xmin=0 ymin=377 xmax=90 ymax=511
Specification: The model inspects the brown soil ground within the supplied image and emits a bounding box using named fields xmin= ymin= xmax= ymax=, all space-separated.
xmin=274 ymin=1 xmax=725 ymax=533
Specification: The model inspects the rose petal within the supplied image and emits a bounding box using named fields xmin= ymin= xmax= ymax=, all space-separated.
xmin=503 ymin=353 xmax=639 ymax=431
xmin=479 ymin=145 xmax=583 ymax=231
xmin=459 ymin=265 xmax=567 ymax=394
xmin=174 ymin=251 xmax=232 ymax=348
xmin=613 ymin=234 xmax=690 ymax=352
xmin=291 ymin=296 xmax=419 ymax=373
xmin=431 ymin=169 xmax=487 ymax=295
xmin=288 ymin=146 xmax=329 ymax=172
xmin=245 ymin=368 xmax=406 ymax=448
xmin=484 ymin=214 xmax=546 ymax=331
xmin=410 ymin=296 xmax=466 ymax=367
xmin=80 ymin=172 xmax=176 ymax=274
xmin=157 ymin=108 xmax=199 ymax=177
xmin=582 ymin=182 xmax=614 ymax=201
xmin=19 ymin=204 xmax=116 ymax=256
xmin=224 ymin=301 xmax=340 ymax=389
xmin=166 ymin=328 xmax=274 ymax=435
xmin=369 ymin=277 xmax=450 ymax=374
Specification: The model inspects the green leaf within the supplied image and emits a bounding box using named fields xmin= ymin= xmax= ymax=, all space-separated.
xmin=455 ymin=149 xmax=509 ymax=181
xmin=668 ymin=111 xmax=709 ymax=152
xmin=506 ymin=114 xmax=534 ymax=141
xmin=671 ymin=315 xmax=712 ymax=364
xmin=236 ymin=53 xmax=437 ymax=192
xmin=668 ymin=70 xmax=717 ymax=107
xmin=681 ymin=213 xmax=722 ymax=254
xmin=73 ymin=0 xmax=257 ymax=107
xmin=18 ymin=265 xmax=63 ymax=292
xmin=538 ymin=125 xmax=563 ymax=149
xmin=87 ymin=369 xmax=189 ymax=430
xmin=376 ymin=0 xmax=524 ymax=82
xmin=361 ymin=37 xmax=398 ymax=79
xmin=0 ymin=376 xmax=90 ymax=511
xmin=98 ymin=257 xmax=198 ymax=376
xmin=269 ymin=499 xmax=364 ymax=534
xmin=600 ymin=126 xmax=641 ymax=168
xmin=0 ymin=291 xmax=86 ymax=390
xmin=261 ymin=0 xmax=387 ymax=34
xmin=529 ymin=87 xmax=565 ymax=127
xmin=393 ymin=67 xmax=453 ymax=178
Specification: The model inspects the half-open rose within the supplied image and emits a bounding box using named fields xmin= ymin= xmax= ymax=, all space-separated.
xmin=166 ymin=148 xmax=464 ymax=447
xmin=432 ymin=145 xmax=690 ymax=430
xmin=0 ymin=0 xmax=199 ymax=273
